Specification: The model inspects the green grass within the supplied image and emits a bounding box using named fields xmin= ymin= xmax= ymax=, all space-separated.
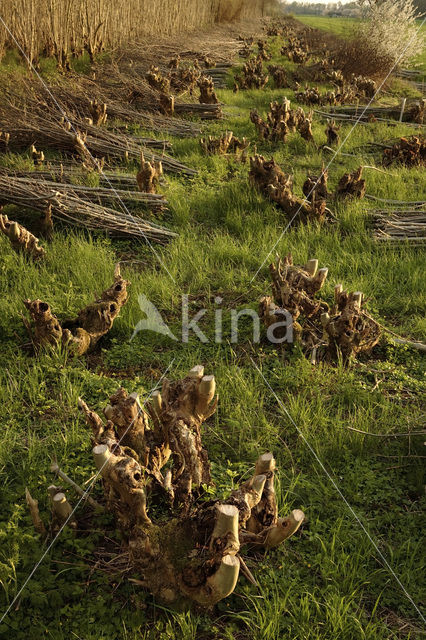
xmin=297 ymin=14 xmax=360 ymax=39
xmin=0 ymin=26 xmax=425 ymax=640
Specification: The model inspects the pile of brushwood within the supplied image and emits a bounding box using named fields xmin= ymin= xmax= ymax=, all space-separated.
xmin=373 ymin=208 xmax=426 ymax=245
xmin=259 ymin=254 xmax=381 ymax=362
xmin=27 ymin=367 xmax=304 ymax=608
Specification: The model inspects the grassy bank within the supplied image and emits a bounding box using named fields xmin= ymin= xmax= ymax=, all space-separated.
xmin=0 ymin=23 xmax=425 ymax=640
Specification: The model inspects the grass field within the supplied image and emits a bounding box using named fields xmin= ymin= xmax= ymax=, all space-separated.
xmin=0 ymin=18 xmax=425 ymax=640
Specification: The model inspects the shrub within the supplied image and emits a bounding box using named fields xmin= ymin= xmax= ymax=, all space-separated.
xmin=354 ymin=0 xmax=423 ymax=72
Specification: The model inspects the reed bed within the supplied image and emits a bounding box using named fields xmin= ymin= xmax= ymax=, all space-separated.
xmin=0 ymin=174 xmax=175 ymax=242
xmin=0 ymin=1 xmax=264 ymax=68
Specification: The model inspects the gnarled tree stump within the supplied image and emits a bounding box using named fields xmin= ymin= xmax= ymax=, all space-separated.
xmin=198 ymin=76 xmax=219 ymax=105
xmin=23 ymin=264 xmax=129 ymax=355
xmin=259 ymin=254 xmax=381 ymax=362
xmin=0 ymin=214 xmax=46 ymax=260
xmin=249 ymin=155 xmax=326 ymax=223
xmin=75 ymin=368 xmax=304 ymax=608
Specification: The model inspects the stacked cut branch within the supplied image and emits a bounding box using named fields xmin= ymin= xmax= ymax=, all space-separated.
xmin=259 ymin=254 xmax=381 ymax=362
xmin=372 ymin=209 xmax=426 ymax=245
xmin=316 ymin=99 xmax=425 ymax=126
xmin=72 ymin=367 xmax=304 ymax=607
xmin=249 ymin=155 xmax=328 ymax=223
xmin=0 ymin=105 xmax=195 ymax=176
xmin=0 ymin=175 xmax=175 ymax=242
xmin=23 ymin=265 xmax=129 ymax=356
xmin=250 ymin=98 xmax=314 ymax=144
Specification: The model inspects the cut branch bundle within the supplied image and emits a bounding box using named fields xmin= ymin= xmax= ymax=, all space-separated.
xmin=23 ymin=265 xmax=129 ymax=356
xmin=0 ymin=214 xmax=45 ymax=260
xmin=249 ymin=155 xmax=327 ymax=223
xmin=2 ymin=166 xmax=158 ymax=192
xmin=372 ymin=209 xmax=426 ymax=245
xmin=69 ymin=368 xmax=305 ymax=607
xmin=259 ymin=254 xmax=381 ymax=362
xmin=318 ymin=99 xmax=425 ymax=126
xmin=382 ymin=135 xmax=426 ymax=168
xmin=1 ymin=170 xmax=166 ymax=213
xmin=0 ymin=175 xmax=175 ymax=242
xmin=0 ymin=107 xmax=195 ymax=176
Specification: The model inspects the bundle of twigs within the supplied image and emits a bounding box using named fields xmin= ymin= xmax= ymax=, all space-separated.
xmin=174 ymin=103 xmax=223 ymax=119
xmin=204 ymin=66 xmax=231 ymax=89
xmin=372 ymin=209 xmax=426 ymax=245
xmin=0 ymin=106 xmax=195 ymax=176
xmin=0 ymin=175 xmax=175 ymax=242
xmin=4 ymin=166 xmax=143 ymax=191
xmin=316 ymin=100 xmax=425 ymax=126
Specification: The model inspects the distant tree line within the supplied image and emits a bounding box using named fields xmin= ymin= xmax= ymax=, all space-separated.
xmin=280 ymin=2 xmax=362 ymax=17
xmin=279 ymin=0 xmax=424 ymax=17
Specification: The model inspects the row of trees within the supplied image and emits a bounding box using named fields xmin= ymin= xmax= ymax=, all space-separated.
xmin=280 ymin=0 xmax=424 ymax=17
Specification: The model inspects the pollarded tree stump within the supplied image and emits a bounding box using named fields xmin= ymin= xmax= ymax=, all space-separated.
xmin=336 ymin=166 xmax=366 ymax=199
xmin=137 ymin=152 xmax=163 ymax=194
xmin=198 ymin=75 xmax=219 ymax=105
xmin=76 ymin=368 xmax=305 ymax=608
xmin=321 ymin=288 xmax=381 ymax=361
xmin=23 ymin=264 xmax=129 ymax=355
xmin=325 ymin=121 xmax=340 ymax=146
xmin=0 ymin=214 xmax=46 ymax=260
xmin=249 ymin=155 xmax=326 ymax=223
xmin=259 ymin=254 xmax=381 ymax=362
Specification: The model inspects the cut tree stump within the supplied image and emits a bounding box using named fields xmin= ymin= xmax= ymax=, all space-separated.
xmin=259 ymin=254 xmax=381 ymax=362
xmin=249 ymin=155 xmax=327 ymax=223
xmin=66 ymin=369 xmax=306 ymax=608
xmin=0 ymin=214 xmax=46 ymax=260
xmin=23 ymin=264 xmax=129 ymax=355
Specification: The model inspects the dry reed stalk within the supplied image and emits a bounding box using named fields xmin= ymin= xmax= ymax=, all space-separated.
xmin=0 ymin=0 xmax=265 ymax=67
